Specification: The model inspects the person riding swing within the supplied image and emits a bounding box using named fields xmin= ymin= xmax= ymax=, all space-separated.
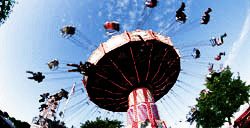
xmin=176 ymin=2 xmax=187 ymax=23
xmin=201 ymin=8 xmax=212 ymax=24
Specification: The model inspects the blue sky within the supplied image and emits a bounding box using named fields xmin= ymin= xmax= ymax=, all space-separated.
xmin=0 ymin=0 xmax=250 ymax=127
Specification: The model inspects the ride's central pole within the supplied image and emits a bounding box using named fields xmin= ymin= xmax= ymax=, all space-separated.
xmin=126 ymin=88 xmax=167 ymax=128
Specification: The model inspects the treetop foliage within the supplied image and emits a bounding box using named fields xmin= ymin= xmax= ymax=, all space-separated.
xmin=0 ymin=109 xmax=30 ymax=128
xmin=0 ymin=0 xmax=15 ymax=25
xmin=80 ymin=117 xmax=123 ymax=128
xmin=187 ymin=67 xmax=250 ymax=128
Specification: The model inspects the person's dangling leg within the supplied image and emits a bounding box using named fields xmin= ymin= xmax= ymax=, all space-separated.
xmin=28 ymin=77 xmax=34 ymax=79
xmin=67 ymin=63 xmax=79 ymax=67
xmin=68 ymin=69 xmax=80 ymax=72
xmin=26 ymin=71 xmax=34 ymax=74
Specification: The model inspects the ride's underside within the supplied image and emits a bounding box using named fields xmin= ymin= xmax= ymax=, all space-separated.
xmin=86 ymin=30 xmax=181 ymax=112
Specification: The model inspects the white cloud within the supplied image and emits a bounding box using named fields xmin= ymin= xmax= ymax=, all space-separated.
xmin=117 ymin=0 xmax=129 ymax=8
xmin=158 ymin=21 xmax=164 ymax=27
xmin=154 ymin=15 xmax=162 ymax=21
xmin=165 ymin=8 xmax=174 ymax=14
xmin=123 ymin=24 xmax=132 ymax=31
xmin=129 ymin=11 xmax=136 ymax=19
xmin=108 ymin=13 xmax=112 ymax=20
xmin=88 ymin=15 xmax=92 ymax=19
xmin=166 ymin=1 xmax=172 ymax=6
xmin=98 ymin=11 xmax=102 ymax=17
xmin=224 ymin=9 xmax=250 ymax=66
xmin=186 ymin=0 xmax=194 ymax=14
xmin=123 ymin=0 xmax=129 ymax=4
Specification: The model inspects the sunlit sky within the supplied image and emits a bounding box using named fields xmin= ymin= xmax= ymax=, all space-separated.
xmin=0 ymin=0 xmax=250 ymax=128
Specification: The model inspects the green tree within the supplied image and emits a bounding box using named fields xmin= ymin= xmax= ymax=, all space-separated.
xmin=0 ymin=0 xmax=15 ymax=25
xmin=8 ymin=117 xmax=30 ymax=128
xmin=187 ymin=67 xmax=250 ymax=128
xmin=0 ymin=109 xmax=30 ymax=128
xmin=80 ymin=117 xmax=122 ymax=128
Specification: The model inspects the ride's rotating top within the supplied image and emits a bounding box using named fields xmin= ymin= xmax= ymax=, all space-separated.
xmin=85 ymin=30 xmax=181 ymax=112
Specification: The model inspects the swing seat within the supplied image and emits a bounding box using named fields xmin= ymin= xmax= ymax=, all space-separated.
xmin=210 ymin=38 xmax=216 ymax=47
